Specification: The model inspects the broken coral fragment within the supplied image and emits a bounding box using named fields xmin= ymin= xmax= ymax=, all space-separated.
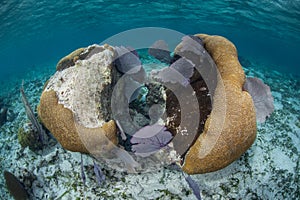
xmin=37 ymin=34 xmax=262 ymax=175
xmin=38 ymin=44 xmax=143 ymax=173
xmin=179 ymin=34 xmax=257 ymax=174
xmin=38 ymin=44 xmax=119 ymax=153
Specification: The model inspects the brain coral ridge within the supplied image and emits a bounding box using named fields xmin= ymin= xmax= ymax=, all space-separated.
xmin=38 ymin=44 xmax=118 ymax=153
xmin=180 ymin=34 xmax=256 ymax=174
xmin=37 ymin=35 xmax=257 ymax=175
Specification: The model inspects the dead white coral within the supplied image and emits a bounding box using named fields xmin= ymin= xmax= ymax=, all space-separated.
xmin=45 ymin=44 xmax=116 ymax=128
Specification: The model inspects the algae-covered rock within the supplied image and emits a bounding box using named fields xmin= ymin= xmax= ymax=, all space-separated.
xmin=56 ymin=47 xmax=85 ymax=71
xmin=18 ymin=123 xmax=43 ymax=151
xmin=38 ymin=44 xmax=119 ymax=153
xmin=56 ymin=45 xmax=99 ymax=71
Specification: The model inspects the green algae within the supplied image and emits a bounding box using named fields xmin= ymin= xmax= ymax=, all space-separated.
xmin=17 ymin=124 xmax=43 ymax=152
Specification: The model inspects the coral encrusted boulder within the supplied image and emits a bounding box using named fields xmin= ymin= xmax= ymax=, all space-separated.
xmin=168 ymin=34 xmax=257 ymax=174
xmin=38 ymin=44 xmax=119 ymax=153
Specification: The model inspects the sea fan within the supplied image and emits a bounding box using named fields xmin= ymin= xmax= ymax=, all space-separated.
xmin=243 ymin=77 xmax=274 ymax=123
xmin=131 ymin=124 xmax=173 ymax=157
xmin=114 ymin=46 xmax=142 ymax=74
xmin=20 ymin=81 xmax=47 ymax=144
xmin=177 ymin=35 xmax=204 ymax=56
xmin=169 ymin=57 xmax=194 ymax=80
xmin=93 ymin=160 xmax=105 ymax=186
xmin=150 ymin=57 xmax=194 ymax=87
xmin=148 ymin=40 xmax=172 ymax=63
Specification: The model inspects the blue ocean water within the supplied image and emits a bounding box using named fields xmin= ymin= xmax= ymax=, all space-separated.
xmin=1 ymin=1 xmax=300 ymax=199
xmin=1 ymin=0 xmax=300 ymax=83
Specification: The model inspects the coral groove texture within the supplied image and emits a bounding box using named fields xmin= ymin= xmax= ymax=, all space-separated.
xmin=182 ymin=34 xmax=257 ymax=174
xmin=38 ymin=44 xmax=118 ymax=153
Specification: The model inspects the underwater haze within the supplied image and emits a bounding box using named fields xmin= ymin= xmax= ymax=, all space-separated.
xmin=1 ymin=0 xmax=300 ymax=83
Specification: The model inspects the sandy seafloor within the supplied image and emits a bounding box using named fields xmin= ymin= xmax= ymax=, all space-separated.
xmin=0 ymin=56 xmax=299 ymax=200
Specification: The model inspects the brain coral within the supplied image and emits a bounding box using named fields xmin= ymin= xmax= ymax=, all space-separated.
xmin=37 ymin=34 xmax=257 ymax=175
xmin=179 ymin=34 xmax=257 ymax=174
xmin=38 ymin=44 xmax=119 ymax=153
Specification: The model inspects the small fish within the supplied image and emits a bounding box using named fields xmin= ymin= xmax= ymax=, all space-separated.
xmin=80 ymin=154 xmax=86 ymax=186
xmin=183 ymin=172 xmax=201 ymax=200
xmin=93 ymin=160 xmax=105 ymax=186
xmin=4 ymin=171 xmax=29 ymax=200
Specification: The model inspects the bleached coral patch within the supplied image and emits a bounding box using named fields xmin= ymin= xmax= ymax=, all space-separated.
xmin=45 ymin=45 xmax=115 ymax=128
